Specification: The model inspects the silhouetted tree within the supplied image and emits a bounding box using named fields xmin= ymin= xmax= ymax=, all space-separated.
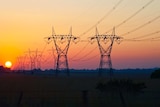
xmin=151 ymin=69 xmax=160 ymax=79
xmin=96 ymin=79 xmax=146 ymax=107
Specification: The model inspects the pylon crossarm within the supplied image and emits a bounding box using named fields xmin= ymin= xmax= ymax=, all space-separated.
xmin=48 ymin=35 xmax=78 ymax=39
xmin=44 ymin=28 xmax=78 ymax=75
xmin=115 ymin=36 xmax=123 ymax=44
xmin=72 ymin=37 xmax=80 ymax=44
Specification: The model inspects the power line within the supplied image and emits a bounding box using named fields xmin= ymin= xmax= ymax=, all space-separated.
xmin=103 ymin=0 xmax=154 ymax=34
xmin=120 ymin=15 xmax=160 ymax=36
xmin=77 ymin=54 xmax=99 ymax=62
xmin=70 ymin=0 xmax=124 ymax=62
xmin=70 ymin=42 xmax=90 ymax=60
xmin=40 ymin=42 xmax=48 ymax=57
xmin=124 ymin=38 xmax=160 ymax=42
xmin=124 ymin=35 xmax=160 ymax=41
xmin=79 ymin=0 xmax=123 ymax=37
xmin=126 ymin=30 xmax=160 ymax=40
xmin=41 ymin=50 xmax=53 ymax=63
xmin=71 ymin=46 xmax=98 ymax=61
xmin=137 ymin=36 xmax=160 ymax=41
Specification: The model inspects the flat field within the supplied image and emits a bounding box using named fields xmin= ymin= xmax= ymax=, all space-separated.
xmin=0 ymin=72 xmax=160 ymax=107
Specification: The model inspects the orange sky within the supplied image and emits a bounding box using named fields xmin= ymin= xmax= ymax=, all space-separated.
xmin=0 ymin=0 xmax=160 ymax=69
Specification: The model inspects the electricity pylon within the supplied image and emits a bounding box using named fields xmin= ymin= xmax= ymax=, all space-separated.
xmin=89 ymin=28 xmax=122 ymax=76
xmin=46 ymin=27 xmax=79 ymax=76
xmin=28 ymin=49 xmax=39 ymax=70
xmin=16 ymin=55 xmax=27 ymax=71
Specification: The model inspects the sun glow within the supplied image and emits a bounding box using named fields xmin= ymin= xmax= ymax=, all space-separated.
xmin=5 ymin=61 xmax=12 ymax=68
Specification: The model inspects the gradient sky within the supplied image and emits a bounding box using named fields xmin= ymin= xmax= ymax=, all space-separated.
xmin=0 ymin=0 xmax=160 ymax=70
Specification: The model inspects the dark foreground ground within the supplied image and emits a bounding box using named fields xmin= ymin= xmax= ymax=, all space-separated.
xmin=0 ymin=71 xmax=160 ymax=107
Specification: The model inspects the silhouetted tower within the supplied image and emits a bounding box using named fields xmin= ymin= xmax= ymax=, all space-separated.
xmin=89 ymin=28 xmax=122 ymax=76
xmin=52 ymin=47 xmax=57 ymax=69
xmin=36 ymin=54 xmax=43 ymax=69
xmin=28 ymin=49 xmax=38 ymax=70
xmin=16 ymin=55 xmax=27 ymax=71
xmin=46 ymin=27 xmax=79 ymax=76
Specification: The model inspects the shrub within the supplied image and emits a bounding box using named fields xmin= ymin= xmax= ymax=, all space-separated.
xmin=151 ymin=69 xmax=160 ymax=79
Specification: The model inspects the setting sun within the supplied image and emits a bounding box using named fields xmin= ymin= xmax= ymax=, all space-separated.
xmin=5 ymin=61 xmax=12 ymax=68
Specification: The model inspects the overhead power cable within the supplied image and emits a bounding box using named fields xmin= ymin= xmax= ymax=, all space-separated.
xmin=137 ymin=36 xmax=160 ymax=41
xmin=71 ymin=46 xmax=98 ymax=61
xmin=148 ymin=36 xmax=160 ymax=40
xmin=124 ymin=34 xmax=160 ymax=41
xmin=121 ymin=15 xmax=160 ymax=36
xmin=79 ymin=0 xmax=123 ymax=37
xmin=70 ymin=0 xmax=123 ymax=60
xmin=40 ymin=42 xmax=48 ymax=57
xmin=124 ymin=37 xmax=160 ymax=42
xmin=103 ymin=0 xmax=154 ymax=34
xmin=127 ymin=30 xmax=160 ymax=40
xmin=70 ymin=42 xmax=90 ymax=59
xmin=78 ymin=54 xmax=99 ymax=62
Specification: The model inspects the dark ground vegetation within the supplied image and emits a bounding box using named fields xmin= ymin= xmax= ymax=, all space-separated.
xmin=151 ymin=68 xmax=160 ymax=79
xmin=0 ymin=69 xmax=160 ymax=107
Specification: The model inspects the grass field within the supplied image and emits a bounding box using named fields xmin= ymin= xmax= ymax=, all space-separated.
xmin=0 ymin=72 xmax=160 ymax=107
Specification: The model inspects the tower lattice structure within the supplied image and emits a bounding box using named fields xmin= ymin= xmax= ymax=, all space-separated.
xmin=89 ymin=28 xmax=122 ymax=76
xmin=46 ymin=27 xmax=79 ymax=76
xmin=28 ymin=49 xmax=42 ymax=70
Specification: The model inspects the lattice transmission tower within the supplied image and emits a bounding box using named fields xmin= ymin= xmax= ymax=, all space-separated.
xmin=16 ymin=55 xmax=27 ymax=71
xmin=89 ymin=28 xmax=123 ymax=76
xmin=46 ymin=27 xmax=79 ymax=76
xmin=28 ymin=49 xmax=42 ymax=70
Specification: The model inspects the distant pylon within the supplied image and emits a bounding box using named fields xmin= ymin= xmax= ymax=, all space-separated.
xmin=46 ymin=27 xmax=79 ymax=76
xmin=16 ymin=55 xmax=27 ymax=71
xmin=89 ymin=28 xmax=122 ymax=76
xmin=28 ymin=49 xmax=39 ymax=70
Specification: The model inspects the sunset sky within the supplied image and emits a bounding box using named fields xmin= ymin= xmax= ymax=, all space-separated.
xmin=0 ymin=0 xmax=160 ymax=70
